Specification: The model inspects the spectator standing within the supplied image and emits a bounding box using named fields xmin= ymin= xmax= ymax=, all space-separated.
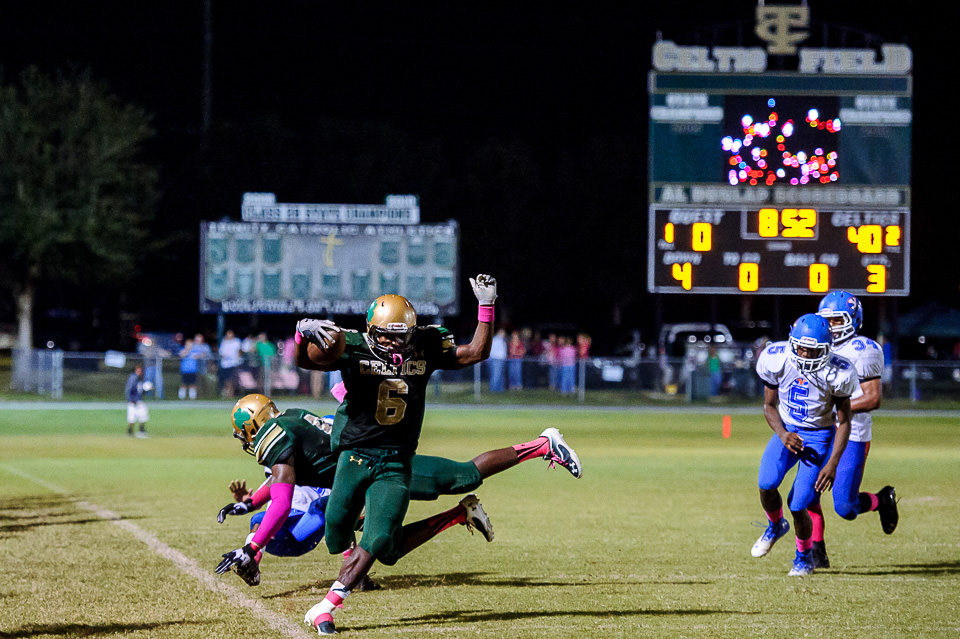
xmin=178 ymin=337 xmax=199 ymax=399
xmin=576 ymin=332 xmax=592 ymax=360
xmin=507 ymin=330 xmax=526 ymax=390
xmin=488 ymin=329 xmax=508 ymax=392
xmin=544 ymin=333 xmax=559 ymax=390
xmin=192 ymin=333 xmax=214 ymax=394
xmin=557 ymin=336 xmax=577 ymax=395
xmin=255 ymin=332 xmax=278 ymax=392
xmin=707 ymin=345 xmax=722 ymax=397
xmin=125 ymin=364 xmax=149 ymax=438
xmin=218 ymin=329 xmax=243 ymax=398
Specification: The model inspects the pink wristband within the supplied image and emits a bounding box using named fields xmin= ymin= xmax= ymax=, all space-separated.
xmin=331 ymin=381 xmax=347 ymax=403
xmin=478 ymin=305 xmax=495 ymax=323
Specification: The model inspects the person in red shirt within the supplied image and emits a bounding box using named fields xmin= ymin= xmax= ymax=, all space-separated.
xmin=508 ymin=330 xmax=526 ymax=390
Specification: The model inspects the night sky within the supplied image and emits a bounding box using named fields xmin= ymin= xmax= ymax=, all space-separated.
xmin=2 ymin=1 xmax=955 ymax=353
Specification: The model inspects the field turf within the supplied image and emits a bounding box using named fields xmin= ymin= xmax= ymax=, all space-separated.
xmin=1 ymin=404 xmax=958 ymax=638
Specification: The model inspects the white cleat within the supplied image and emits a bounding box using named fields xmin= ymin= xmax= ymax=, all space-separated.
xmin=304 ymin=604 xmax=337 ymax=635
xmin=751 ymin=518 xmax=790 ymax=558
xmin=540 ymin=427 xmax=583 ymax=478
xmin=460 ymin=493 xmax=494 ymax=542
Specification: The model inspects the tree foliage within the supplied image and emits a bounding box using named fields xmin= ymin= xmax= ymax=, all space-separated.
xmin=0 ymin=66 xmax=157 ymax=347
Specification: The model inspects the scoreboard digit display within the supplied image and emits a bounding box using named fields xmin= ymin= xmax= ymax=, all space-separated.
xmin=647 ymin=35 xmax=913 ymax=296
xmin=648 ymin=207 xmax=908 ymax=295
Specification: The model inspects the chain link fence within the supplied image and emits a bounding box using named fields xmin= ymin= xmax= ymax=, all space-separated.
xmin=10 ymin=348 xmax=960 ymax=404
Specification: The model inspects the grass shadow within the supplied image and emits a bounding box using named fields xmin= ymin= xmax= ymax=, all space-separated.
xmin=266 ymin=571 xmax=711 ymax=599
xmin=0 ymin=619 xmax=209 ymax=638
xmin=830 ymin=560 xmax=960 ymax=576
xmin=353 ymin=607 xmax=758 ymax=631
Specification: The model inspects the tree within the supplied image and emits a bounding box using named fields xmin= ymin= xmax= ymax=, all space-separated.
xmin=0 ymin=67 xmax=157 ymax=362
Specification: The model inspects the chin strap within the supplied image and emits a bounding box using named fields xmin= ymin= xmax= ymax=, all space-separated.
xmin=390 ymin=352 xmax=404 ymax=365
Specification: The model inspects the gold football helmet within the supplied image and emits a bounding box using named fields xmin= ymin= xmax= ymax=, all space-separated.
xmin=231 ymin=394 xmax=280 ymax=455
xmin=366 ymin=293 xmax=417 ymax=361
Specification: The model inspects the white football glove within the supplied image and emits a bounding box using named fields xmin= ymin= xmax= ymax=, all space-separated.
xmin=470 ymin=274 xmax=497 ymax=305
xmin=296 ymin=319 xmax=340 ymax=345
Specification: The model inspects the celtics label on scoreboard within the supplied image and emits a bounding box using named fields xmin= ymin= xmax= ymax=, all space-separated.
xmin=647 ymin=207 xmax=909 ymax=295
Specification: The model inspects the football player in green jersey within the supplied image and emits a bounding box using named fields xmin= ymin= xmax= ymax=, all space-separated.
xmin=214 ymin=390 xmax=582 ymax=595
xmin=293 ymin=275 xmax=582 ymax=635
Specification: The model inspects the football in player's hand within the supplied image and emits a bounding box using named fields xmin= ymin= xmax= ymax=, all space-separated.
xmin=310 ymin=327 xmax=346 ymax=365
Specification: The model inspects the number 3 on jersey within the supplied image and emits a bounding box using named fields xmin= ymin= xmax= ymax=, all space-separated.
xmin=376 ymin=378 xmax=408 ymax=425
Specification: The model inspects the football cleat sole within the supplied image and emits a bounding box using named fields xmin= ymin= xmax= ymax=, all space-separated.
xmin=460 ymin=493 xmax=494 ymax=542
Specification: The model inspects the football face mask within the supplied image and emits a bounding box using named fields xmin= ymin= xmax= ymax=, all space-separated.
xmin=231 ymin=394 xmax=280 ymax=455
xmin=366 ymin=294 xmax=417 ymax=364
xmin=789 ymin=313 xmax=833 ymax=374
xmin=817 ymin=290 xmax=863 ymax=343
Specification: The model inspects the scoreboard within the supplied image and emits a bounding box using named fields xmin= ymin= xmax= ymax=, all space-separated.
xmin=648 ymin=207 xmax=908 ymax=294
xmin=647 ymin=38 xmax=912 ymax=296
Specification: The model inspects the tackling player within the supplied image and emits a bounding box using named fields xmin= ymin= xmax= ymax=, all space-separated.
xmin=806 ymin=290 xmax=899 ymax=569
xmin=214 ymin=390 xmax=581 ymax=593
xmin=752 ymin=313 xmax=858 ymax=576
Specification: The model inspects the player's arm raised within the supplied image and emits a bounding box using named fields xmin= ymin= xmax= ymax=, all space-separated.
xmin=453 ymin=274 xmax=497 ymax=368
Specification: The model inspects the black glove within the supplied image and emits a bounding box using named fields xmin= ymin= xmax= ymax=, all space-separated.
xmin=217 ymin=499 xmax=253 ymax=524
xmin=215 ymin=544 xmax=257 ymax=575
xmin=235 ymin=559 xmax=261 ymax=587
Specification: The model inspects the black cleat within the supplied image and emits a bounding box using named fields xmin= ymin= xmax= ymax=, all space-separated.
xmin=356 ymin=574 xmax=382 ymax=591
xmin=811 ymin=540 xmax=830 ymax=569
xmin=316 ymin=620 xmax=338 ymax=635
xmin=877 ymin=486 xmax=899 ymax=534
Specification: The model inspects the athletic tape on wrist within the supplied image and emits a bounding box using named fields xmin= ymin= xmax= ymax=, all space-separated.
xmin=478 ymin=305 xmax=495 ymax=323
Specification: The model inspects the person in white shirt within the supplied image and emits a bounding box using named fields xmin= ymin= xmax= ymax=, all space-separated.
xmin=218 ymin=329 xmax=244 ymax=397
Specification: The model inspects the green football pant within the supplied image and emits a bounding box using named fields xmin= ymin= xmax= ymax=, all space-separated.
xmin=324 ymin=449 xmax=411 ymax=565
xmin=409 ymin=455 xmax=483 ymax=501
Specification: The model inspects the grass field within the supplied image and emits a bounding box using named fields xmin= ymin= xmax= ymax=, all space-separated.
xmin=1 ymin=404 xmax=958 ymax=638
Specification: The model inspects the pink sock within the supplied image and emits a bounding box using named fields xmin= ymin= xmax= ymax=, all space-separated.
xmin=766 ymin=508 xmax=783 ymax=524
xmin=421 ymin=504 xmax=467 ymax=536
xmin=808 ymin=503 xmax=825 ymax=542
xmin=864 ymin=492 xmax=880 ymax=512
xmin=512 ymin=436 xmax=550 ymax=462
xmin=796 ymin=537 xmax=813 ymax=552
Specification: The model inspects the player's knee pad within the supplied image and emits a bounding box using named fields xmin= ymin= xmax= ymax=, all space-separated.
xmin=361 ymin=532 xmax=402 ymax=566
xmin=834 ymin=499 xmax=859 ymax=520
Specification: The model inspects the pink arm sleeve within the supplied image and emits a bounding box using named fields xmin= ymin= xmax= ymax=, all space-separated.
xmin=250 ymin=482 xmax=293 ymax=549
xmin=248 ymin=481 xmax=273 ymax=509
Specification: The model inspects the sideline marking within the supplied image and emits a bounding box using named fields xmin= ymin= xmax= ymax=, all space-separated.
xmin=0 ymin=464 xmax=307 ymax=639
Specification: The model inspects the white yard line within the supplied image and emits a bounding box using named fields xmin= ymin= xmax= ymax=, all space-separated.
xmin=0 ymin=464 xmax=309 ymax=639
